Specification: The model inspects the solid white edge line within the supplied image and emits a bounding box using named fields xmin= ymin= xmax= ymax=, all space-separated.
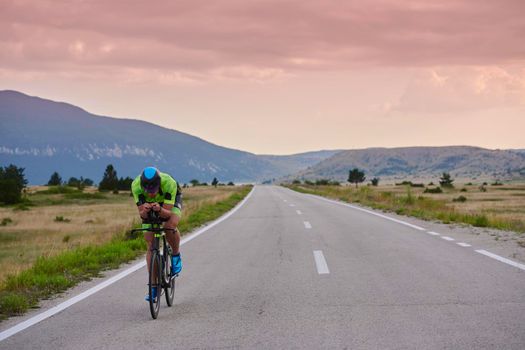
xmin=313 ymin=250 xmax=330 ymax=274
xmin=304 ymin=221 xmax=312 ymax=229
xmin=457 ymin=243 xmax=471 ymax=247
xmin=0 ymin=186 xmax=256 ymax=342
xmin=306 ymin=193 xmax=426 ymax=231
xmin=441 ymin=236 xmax=455 ymax=241
xmin=427 ymin=231 xmax=440 ymax=236
xmin=296 ymin=210 xmax=302 ymax=215
xmin=475 ymin=250 xmax=525 ymax=271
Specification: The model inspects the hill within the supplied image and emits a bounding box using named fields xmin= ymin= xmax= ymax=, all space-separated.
xmin=0 ymin=90 xmax=337 ymax=184
xmin=290 ymin=146 xmax=525 ymax=183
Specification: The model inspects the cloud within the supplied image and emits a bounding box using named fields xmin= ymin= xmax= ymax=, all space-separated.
xmin=1 ymin=0 xmax=524 ymax=83
xmin=390 ymin=66 xmax=525 ymax=113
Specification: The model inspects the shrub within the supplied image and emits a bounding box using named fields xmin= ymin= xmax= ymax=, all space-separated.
xmin=479 ymin=185 xmax=487 ymax=192
xmin=453 ymin=195 xmax=467 ymax=202
xmin=460 ymin=188 xmax=467 ymax=192
xmin=395 ymin=181 xmax=424 ymax=187
xmin=473 ymin=215 xmax=489 ymax=227
xmin=424 ymin=187 xmax=443 ymax=194
xmin=1 ymin=217 xmax=13 ymax=226
xmin=0 ymin=293 xmax=29 ymax=315
xmin=402 ymin=188 xmax=415 ymax=205
xmin=439 ymin=172 xmax=454 ymax=188
xmin=371 ymin=178 xmax=380 ymax=186
xmin=54 ymin=216 xmax=71 ymax=223
xmin=491 ymin=180 xmax=503 ymax=186
xmin=37 ymin=186 xmax=79 ymax=195
xmin=315 ymin=179 xmax=330 ymax=186
xmin=13 ymin=203 xmax=31 ymax=211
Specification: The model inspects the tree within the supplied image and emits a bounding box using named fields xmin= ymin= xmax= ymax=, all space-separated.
xmin=439 ymin=172 xmax=454 ymax=188
xmin=211 ymin=177 xmax=219 ymax=187
xmin=117 ymin=176 xmax=134 ymax=191
xmin=371 ymin=177 xmax=380 ymax=186
xmin=99 ymin=164 xmax=119 ymax=191
xmin=315 ymin=179 xmax=330 ymax=185
xmin=227 ymin=181 xmax=235 ymax=186
xmin=67 ymin=176 xmax=93 ymax=190
xmin=0 ymin=164 xmax=28 ymax=204
xmin=190 ymin=179 xmax=200 ymax=187
xmin=67 ymin=176 xmax=80 ymax=187
xmin=47 ymin=172 xmax=62 ymax=186
xmin=82 ymin=177 xmax=94 ymax=186
xmin=348 ymin=168 xmax=366 ymax=188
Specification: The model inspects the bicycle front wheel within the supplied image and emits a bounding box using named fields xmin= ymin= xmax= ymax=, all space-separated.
xmin=148 ymin=251 xmax=162 ymax=319
xmin=164 ymin=245 xmax=175 ymax=306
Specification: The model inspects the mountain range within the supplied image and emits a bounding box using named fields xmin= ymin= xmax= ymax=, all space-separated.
xmin=1 ymin=90 xmax=524 ymax=185
xmin=0 ymin=90 xmax=339 ymax=184
xmin=291 ymin=146 xmax=525 ymax=183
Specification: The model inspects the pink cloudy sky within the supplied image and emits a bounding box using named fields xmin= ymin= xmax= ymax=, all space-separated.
xmin=1 ymin=0 xmax=524 ymax=154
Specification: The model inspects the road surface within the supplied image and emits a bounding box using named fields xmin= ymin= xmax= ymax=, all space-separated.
xmin=1 ymin=185 xmax=524 ymax=349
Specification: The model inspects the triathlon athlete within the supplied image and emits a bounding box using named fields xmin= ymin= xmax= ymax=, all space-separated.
xmin=131 ymin=167 xmax=182 ymax=301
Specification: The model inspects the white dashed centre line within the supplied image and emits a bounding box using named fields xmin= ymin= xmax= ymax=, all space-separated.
xmin=313 ymin=250 xmax=330 ymax=274
xmin=304 ymin=221 xmax=312 ymax=229
xmin=296 ymin=210 xmax=302 ymax=215
xmin=427 ymin=231 xmax=440 ymax=236
xmin=475 ymin=250 xmax=525 ymax=271
xmin=441 ymin=236 xmax=455 ymax=241
xmin=289 ymin=204 xmax=295 ymax=207
xmin=457 ymin=242 xmax=472 ymax=247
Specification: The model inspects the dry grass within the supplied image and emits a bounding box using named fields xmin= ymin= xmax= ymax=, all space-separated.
xmin=381 ymin=183 xmax=525 ymax=230
xmin=0 ymin=185 xmax=243 ymax=283
xmin=288 ymin=182 xmax=525 ymax=234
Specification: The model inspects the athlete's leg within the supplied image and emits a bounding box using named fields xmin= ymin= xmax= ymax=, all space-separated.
xmin=144 ymin=231 xmax=154 ymax=273
xmin=163 ymin=213 xmax=180 ymax=254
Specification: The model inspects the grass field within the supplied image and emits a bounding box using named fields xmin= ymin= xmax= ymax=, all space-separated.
xmin=0 ymin=185 xmax=252 ymax=318
xmin=286 ymin=182 xmax=525 ymax=235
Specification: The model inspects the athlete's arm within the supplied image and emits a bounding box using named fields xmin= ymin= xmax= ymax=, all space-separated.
xmin=175 ymin=183 xmax=183 ymax=211
xmin=138 ymin=202 xmax=152 ymax=219
xmin=151 ymin=202 xmax=172 ymax=219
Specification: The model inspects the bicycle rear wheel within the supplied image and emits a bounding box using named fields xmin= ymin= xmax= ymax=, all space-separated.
xmin=163 ymin=244 xmax=175 ymax=306
xmin=148 ymin=251 xmax=162 ymax=319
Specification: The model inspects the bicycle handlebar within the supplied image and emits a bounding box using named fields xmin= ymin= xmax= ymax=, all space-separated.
xmin=130 ymin=209 xmax=177 ymax=234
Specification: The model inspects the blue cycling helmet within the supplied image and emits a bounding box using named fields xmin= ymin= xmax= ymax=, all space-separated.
xmin=140 ymin=167 xmax=160 ymax=194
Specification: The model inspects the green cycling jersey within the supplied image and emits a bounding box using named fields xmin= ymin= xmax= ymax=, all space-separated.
xmin=131 ymin=172 xmax=182 ymax=213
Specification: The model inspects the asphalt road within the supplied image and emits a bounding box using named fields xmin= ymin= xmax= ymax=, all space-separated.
xmin=1 ymin=185 xmax=525 ymax=349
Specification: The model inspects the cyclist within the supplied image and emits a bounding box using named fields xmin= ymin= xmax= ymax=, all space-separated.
xmin=131 ymin=167 xmax=183 ymax=302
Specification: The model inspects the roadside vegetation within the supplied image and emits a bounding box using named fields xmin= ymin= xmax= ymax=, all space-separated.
xmin=0 ymin=184 xmax=252 ymax=319
xmin=285 ymin=181 xmax=525 ymax=234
